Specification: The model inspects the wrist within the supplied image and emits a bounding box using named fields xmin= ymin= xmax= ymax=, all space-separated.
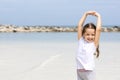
xmin=84 ymin=12 xmax=88 ymax=16
xmin=97 ymin=15 xmax=101 ymax=19
xmin=96 ymin=13 xmax=101 ymax=17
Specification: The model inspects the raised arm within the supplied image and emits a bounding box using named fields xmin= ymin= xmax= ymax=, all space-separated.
xmin=78 ymin=12 xmax=87 ymax=40
xmin=94 ymin=12 xmax=102 ymax=47
xmin=78 ymin=11 xmax=96 ymax=40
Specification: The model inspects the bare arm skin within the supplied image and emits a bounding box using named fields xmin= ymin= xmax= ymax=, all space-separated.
xmin=77 ymin=12 xmax=87 ymax=40
xmin=77 ymin=11 xmax=98 ymax=40
xmin=93 ymin=12 xmax=102 ymax=47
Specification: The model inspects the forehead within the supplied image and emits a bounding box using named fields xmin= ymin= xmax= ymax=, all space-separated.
xmin=85 ymin=28 xmax=95 ymax=34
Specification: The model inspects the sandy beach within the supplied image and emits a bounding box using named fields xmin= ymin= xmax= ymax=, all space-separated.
xmin=0 ymin=41 xmax=120 ymax=80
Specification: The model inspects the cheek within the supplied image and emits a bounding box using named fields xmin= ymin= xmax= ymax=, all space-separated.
xmin=93 ymin=35 xmax=95 ymax=38
xmin=84 ymin=36 xmax=88 ymax=40
xmin=92 ymin=36 xmax=95 ymax=40
xmin=83 ymin=34 xmax=87 ymax=39
xmin=92 ymin=36 xmax=95 ymax=38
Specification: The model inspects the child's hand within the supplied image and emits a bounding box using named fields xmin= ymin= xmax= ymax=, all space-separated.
xmin=85 ymin=11 xmax=101 ymax=17
xmin=93 ymin=12 xmax=101 ymax=17
xmin=85 ymin=11 xmax=96 ymax=16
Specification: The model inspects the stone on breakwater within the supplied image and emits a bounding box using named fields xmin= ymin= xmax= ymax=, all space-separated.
xmin=0 ymin=24 xmax=119 ymax=32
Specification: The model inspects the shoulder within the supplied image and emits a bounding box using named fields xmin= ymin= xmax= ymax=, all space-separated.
xmin=78 ymin=37 xmax=84 ymax=43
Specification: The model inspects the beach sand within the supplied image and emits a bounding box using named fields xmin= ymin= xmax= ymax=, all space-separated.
xmin=0 ymin=41 xmax=120 ymax=80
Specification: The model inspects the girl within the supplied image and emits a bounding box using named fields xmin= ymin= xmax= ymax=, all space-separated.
xmin=76 ymin=11 xmax=101 ymax=80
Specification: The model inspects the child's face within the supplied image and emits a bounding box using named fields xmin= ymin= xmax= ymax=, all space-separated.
xmin=83 ymin=28 xmax=95 ymax=43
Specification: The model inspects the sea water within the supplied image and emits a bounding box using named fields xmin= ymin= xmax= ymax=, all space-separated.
xmin=0 ymin=32 xmax=119 ymax=43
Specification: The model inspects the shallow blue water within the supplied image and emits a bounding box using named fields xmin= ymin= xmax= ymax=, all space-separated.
xmin=0 ymin=32 xmax=119 ymax=43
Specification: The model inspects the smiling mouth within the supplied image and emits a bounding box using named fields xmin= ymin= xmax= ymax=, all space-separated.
xmin=87 ymin=39 xmax=93 ymax=41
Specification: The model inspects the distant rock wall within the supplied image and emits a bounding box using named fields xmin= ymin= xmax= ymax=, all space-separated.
xmin=0 ymin=25 xmax=120 ymax=32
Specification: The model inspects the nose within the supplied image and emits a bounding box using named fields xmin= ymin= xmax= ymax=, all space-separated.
xmin=89 ymin=35 xmax=92 ymax=39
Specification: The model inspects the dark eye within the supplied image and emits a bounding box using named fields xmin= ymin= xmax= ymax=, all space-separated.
xmin=92 ymin=34 xmax=95 ymax=36
xmin=86 ymin=34 xmax=89 ymax=36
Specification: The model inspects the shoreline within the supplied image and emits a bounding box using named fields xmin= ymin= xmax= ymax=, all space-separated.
xmin=0 ymin=24 xmax=120 ymax=32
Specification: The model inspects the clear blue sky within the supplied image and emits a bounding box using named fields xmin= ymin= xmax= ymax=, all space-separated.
xmin=0 ymin=0 xmax=120 ymax=26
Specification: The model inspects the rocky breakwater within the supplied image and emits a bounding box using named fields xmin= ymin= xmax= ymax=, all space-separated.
xmin=0 ymin=25 xmax=120 ymax=32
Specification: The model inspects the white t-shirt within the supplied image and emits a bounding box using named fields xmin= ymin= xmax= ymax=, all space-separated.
xmin=76 ymin=37 xmax=96 ymax=70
